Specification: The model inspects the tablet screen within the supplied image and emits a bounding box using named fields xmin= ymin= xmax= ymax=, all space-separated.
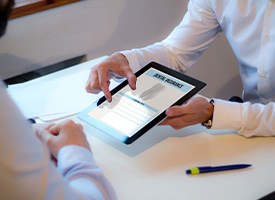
xmin=78 ymin=62 xmax=206 ymax=144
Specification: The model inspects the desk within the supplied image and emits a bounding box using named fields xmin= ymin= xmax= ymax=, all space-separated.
xmin=9 ymin=58 xmax=275 ymax=200
xmin=80 ymin=121 xmax=275 ymax=200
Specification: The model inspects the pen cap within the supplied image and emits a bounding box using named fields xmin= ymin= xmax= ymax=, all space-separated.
xmin=186 ymin=168 xmax=200 ymax=175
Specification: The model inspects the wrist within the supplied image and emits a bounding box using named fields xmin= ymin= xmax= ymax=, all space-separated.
xmin=202 ymin=98 xmax=215 ymax=129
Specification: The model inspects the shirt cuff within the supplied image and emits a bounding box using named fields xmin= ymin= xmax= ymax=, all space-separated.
xmin=211 ymin=98 xmax=243 ymax=131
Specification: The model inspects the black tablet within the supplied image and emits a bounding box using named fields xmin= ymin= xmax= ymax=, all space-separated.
xmin=78 ymin=62 xmax=206 ymax=145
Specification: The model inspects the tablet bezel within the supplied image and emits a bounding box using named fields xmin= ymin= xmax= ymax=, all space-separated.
xmin=78 ymin=62 xmax=206 ymax=145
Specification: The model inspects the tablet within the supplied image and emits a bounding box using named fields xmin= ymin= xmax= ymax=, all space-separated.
xmin=78 ymin=62 xmax=206 ymax=145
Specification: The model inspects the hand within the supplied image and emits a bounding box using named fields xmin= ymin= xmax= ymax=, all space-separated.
xmin=85 ymin=53 xmax=137 ymax=102
xmin=36 ymin=120 xmax=91 ymax=159
xmin=159 ymin=96 xmax=214 ymax=130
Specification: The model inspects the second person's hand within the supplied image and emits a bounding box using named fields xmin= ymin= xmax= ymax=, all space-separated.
xmin=85 ymin=53 xmax=137 ymax=102
xmin=36 ymin=120 xmax=91 ymax=160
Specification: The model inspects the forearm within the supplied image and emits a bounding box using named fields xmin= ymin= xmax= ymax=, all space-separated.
xmin=212 ymin=99 xmax=275 ymax=137
xmin=57 ymin=146 xmax=116 ymax=200
xmin=121 ymin=0 xmax=221 ymax=73
xmin=121 ymin=42 xmax=185 ymax=73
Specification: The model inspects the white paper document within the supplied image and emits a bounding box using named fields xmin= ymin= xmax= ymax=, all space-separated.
xmin=7 ymin=58 xmax=118 ymax=121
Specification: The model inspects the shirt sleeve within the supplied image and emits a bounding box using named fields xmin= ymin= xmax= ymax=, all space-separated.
xmin=0 ymin=81 xmax=116 ymax=200
xmin=57 ymin=145 xmax=116 ymax=200
xmin=212 ymin=99 xmax=275 ymax=137
xmin=121 ymin=0 xmax=221 ymax=73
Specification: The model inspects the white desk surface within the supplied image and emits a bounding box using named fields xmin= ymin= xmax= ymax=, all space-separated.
xmin=13 ymin=57 xmax=275 ymax=200
xmin=81 ymin=120 xmax=275 ymax=200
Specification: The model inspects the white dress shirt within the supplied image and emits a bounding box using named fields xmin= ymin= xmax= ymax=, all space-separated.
xmin=120 ymin=0 xmax=275 ymax=137
xmin=0 ymin=81 xmax=116 ymax=200
xmin=212 ymin=99 xmax=275 ymax=137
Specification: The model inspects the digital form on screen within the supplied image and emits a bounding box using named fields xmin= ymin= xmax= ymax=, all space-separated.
xmin=87 ymin=68 xmax=195 ymax=138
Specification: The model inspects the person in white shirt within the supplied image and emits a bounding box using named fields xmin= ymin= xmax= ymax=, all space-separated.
xmin=0 ymin=0 xmax=116 ymax=199
xmin=85 ymin=0 xmax=275 ymax=137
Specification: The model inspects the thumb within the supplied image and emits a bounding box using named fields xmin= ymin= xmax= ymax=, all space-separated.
xmin=166 ymin=105 xmax=188 ymax=117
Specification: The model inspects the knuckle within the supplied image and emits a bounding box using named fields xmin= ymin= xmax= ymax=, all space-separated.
xmin=97 ymin=63 xmax=108 ymax=73
xmin=85 ymin=78 xmax=101 ymax=94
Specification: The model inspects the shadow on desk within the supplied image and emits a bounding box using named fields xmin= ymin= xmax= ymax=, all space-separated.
xmin=80 ymin=120 xmax=208 ymax=156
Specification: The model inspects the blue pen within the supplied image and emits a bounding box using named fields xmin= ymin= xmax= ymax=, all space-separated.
xmin=186 ymin=164 xmax=251 ymax=175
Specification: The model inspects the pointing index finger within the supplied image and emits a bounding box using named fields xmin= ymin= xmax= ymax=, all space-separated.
xmin=98 ymin=66 xmax=112 ymax=102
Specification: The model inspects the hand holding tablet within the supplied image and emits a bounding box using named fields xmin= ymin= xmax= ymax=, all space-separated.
xmin=78 ymin=62 xmax=206 ymax=144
